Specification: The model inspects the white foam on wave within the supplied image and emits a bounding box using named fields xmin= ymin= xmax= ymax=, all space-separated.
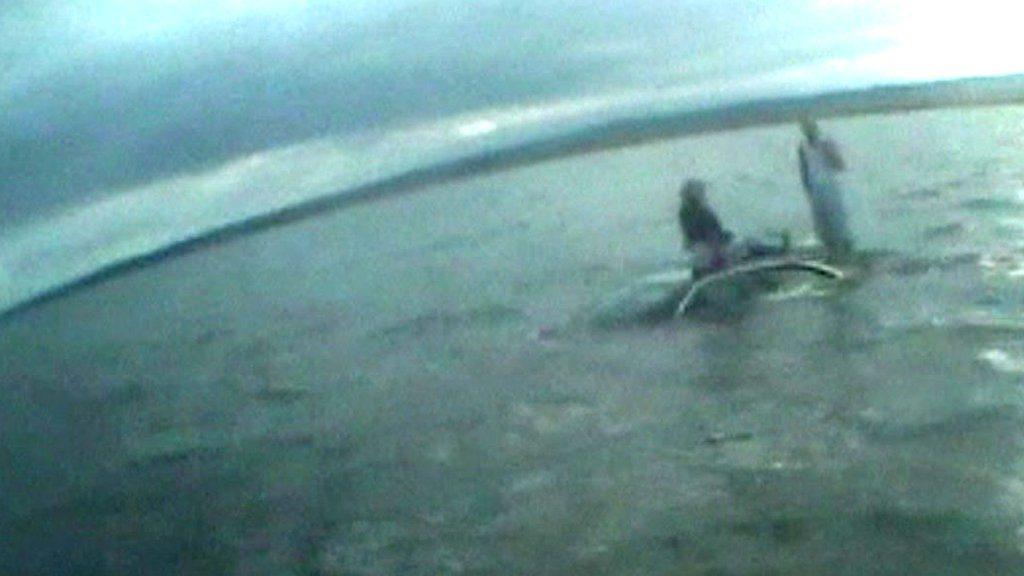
xmin=977 ymin=348 xmax=1024 ymax=375
xmin=763 ymin=281 xmax=835 ymax=302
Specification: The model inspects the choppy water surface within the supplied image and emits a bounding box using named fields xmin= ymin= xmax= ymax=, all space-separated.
xmin=4 ymin=106 xmax=1024 ymax=575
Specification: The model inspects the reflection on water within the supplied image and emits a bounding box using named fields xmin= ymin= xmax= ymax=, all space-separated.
xmin=4 ymin=107 xmax=1024 ymax=574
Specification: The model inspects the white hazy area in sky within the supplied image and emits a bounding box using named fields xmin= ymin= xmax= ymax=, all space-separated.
xmin=1 ymin=0 xmax=1023 ymax=313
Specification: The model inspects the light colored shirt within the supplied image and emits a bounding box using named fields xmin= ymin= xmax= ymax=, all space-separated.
xmin=799 ymin=138 xmax=852 ymax=256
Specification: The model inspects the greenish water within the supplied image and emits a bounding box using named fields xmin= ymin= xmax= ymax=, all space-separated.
xmin=4 ymin=106 xmax=1024 ymax=575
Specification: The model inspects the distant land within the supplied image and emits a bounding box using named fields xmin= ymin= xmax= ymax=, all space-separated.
xmin=3 ymin=74 xmax=1024 ymax=322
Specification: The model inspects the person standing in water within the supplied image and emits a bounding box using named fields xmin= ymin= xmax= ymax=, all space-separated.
xmin=798 ymin=119 xmax=853 ymax=259
xmin=679 ymin=179 xmax=791 ymax=278
xmin=678 ymin=179 xmax=733 ymax=278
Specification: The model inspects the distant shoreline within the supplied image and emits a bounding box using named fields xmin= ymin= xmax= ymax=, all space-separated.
xmin=3 ymin=74 xmax=1024 ymax=323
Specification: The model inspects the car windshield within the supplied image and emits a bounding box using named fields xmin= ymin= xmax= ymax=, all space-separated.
xmin=4 ymin=2 xmax=1024 ymax=574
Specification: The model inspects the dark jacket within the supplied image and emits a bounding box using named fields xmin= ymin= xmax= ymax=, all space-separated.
xmin=679 ymin=199 xmax=731 ymax=247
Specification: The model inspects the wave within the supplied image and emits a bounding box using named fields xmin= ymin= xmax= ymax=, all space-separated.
xmin=2 ymin=75 xmax=1024 ymax=323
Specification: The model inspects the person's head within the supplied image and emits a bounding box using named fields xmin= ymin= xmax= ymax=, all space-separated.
xmin=681 ymin=179 xmax=707 ymax=205
xmin=800 ymin=118 xmax=820 ymax=142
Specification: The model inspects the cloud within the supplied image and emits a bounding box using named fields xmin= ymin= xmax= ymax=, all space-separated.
xmin=0 ymin=0 xmax=959 ymax=224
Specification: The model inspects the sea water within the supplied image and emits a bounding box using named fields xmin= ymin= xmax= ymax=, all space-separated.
xmin=3 ymin=106 xmax=1024 ymax=574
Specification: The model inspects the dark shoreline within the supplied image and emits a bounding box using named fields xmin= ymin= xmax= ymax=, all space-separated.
xmin=3 ymin=74 xmax=1024 ymax=323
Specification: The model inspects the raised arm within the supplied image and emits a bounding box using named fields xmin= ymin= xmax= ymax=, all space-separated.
xmin=798 ymin=145 xmax=811 ymax=191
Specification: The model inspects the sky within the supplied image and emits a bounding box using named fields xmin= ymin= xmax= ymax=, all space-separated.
xmin=4 ymin=0 xmax=1023 ymax=227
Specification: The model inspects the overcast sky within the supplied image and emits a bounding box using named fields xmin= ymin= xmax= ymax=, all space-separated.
xmin=2 ymin=0 xmax=1022 ymax=225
